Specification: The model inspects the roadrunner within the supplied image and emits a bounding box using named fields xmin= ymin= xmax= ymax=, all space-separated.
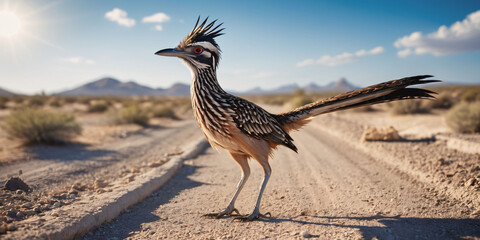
xmin=155 ymin=17 xmax=439 ymax=221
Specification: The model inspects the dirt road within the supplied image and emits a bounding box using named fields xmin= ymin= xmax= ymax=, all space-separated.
xmin=85 ymin=121 xmax=480 ymax=239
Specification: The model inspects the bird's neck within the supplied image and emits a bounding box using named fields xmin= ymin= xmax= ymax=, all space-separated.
xmin=191 ymin=67 xmax=226 ymax=98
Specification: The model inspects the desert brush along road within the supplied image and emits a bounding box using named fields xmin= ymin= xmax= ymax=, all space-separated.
xmin=155 ymin=17 xmax=439 ymax=221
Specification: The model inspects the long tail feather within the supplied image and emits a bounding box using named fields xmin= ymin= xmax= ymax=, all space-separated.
xmin=275 ymin=75 xmax=440 ymax=131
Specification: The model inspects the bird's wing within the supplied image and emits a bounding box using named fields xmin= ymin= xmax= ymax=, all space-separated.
xmin=225 ymin=97 xmax=297 ymax=152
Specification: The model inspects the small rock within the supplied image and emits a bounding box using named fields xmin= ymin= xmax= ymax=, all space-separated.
xmin=301 ymin=230 xmax=311 ymax=238
xmin=34 ymin=206 xmax=42 ymax=213
xmin=52 ymin=202 xmax=61 ymax=209
xmin=125 ymin=175 xmax=135 ymax=183
xmin=0 ymin=222 xmax=6 ymax=234
xmin=445 ymin=172 xmax=456 ymax=178
xmin=361 ymin=126 xmax=401 ymax=141
xmin=465 ymin=178 xmax=477 ymax=187
xmin=25 ymin=210 xmax=36 ymax=216
xmin=51 ymin=212 xmax=59 ymax=217
xmin=71 ymin=182 xmax=87 ymax=192
xmin=22 ymin=202 xmax=34 ymax=209
xmin=68 ymin=190 xmax=78 ymax=195
xmin=16 ymin=190 xmax=24 ymax=195
xmin=93 ymin=180 xmax=108 ymax=189
xmin=7 ymin=224 xmax=16 ymax=231
xmin=16 ymin=211 xmax=25 ymax=218
xmin=5 ymin=177 xmax=30 ymax=192
xmin=7 ymin=210 xmax=17 ymax=218
xmin=437 ymin=158 xmax=445 ymax=166
xmin=131 ymin=168 xmax=139 ymax=174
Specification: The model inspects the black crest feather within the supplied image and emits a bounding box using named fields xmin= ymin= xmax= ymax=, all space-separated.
xmin=179 ymin=16 xmax=225 ymax=49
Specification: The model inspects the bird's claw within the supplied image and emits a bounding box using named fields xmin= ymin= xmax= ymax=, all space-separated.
xmin=233 ymin=212 xmax=271 ymax=222
xmin=203 ymin=208 xmax=240 ymax=219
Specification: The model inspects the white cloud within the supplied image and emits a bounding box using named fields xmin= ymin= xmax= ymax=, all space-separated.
xmin=142 ymin=12 xmax=170 ymax=23
xmin=394 ymin=10 xmax=480 ymax=57
xmin=142 ymin=12 xmax=170 ymax=31
xmin=297 ymin=46 xmax=384 ymax=67
xmin=105 ymin=8 xmax=135 ymax=27
xmin=369 ymin=46 xmax=384 ymax=55
xmin=64 ymin=57 xmax=95 ymax=65
xmin=397 ymin=48 xmax=412 ymax=58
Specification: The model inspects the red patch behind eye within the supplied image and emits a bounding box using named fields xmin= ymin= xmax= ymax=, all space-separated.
xmin=194 ymin=47 xmax=203 ymax=54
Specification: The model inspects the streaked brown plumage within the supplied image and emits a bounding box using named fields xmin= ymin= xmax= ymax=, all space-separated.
xmin=156 ymin=17 xmax=439 ymax=221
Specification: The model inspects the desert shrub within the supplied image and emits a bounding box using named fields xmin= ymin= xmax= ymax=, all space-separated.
xmin=445 ymin=101 xmax=480 ymax=133
xmin=112 ymin=104 xmax=150 ymax=127
xmin=88 ymin=102 xmax=109 ymax=113
xmin=422 ymin=91 xmax=456 ymax=109
xmin=63 ymin=97 xmax=77 ymax=104
xmin=290 ymin=95 xmax=313 ymax=108
xmin=49 ymin=98 xmax=63 ymax=108
xmin=0 ymin=97 xmax=8 ymax=109
xmin=289 ymin=89 xmax=313 ymax=108
xmin=78 ymin=97 xmax=93 ymax=105
xmin=151 ymin=105 xmax=178 ymax=119
xmin=389 ymin=100 xmax=431 ymax=115
xmin=26 ymin=95 xmax=48 ymax=107
xmin=11 ymin=96 xmax=25 ymax=104
xmin=4 ymin=108 xmax=82 ymax=144
xmin=462 ymin=89 xmax=480 ymax=102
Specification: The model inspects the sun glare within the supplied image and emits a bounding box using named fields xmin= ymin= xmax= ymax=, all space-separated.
xmin=0 ymin=11 xmax=21 ymax=37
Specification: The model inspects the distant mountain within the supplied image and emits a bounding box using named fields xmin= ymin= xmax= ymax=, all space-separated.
xmin=0 ymin=87 xmax=16 ymax=96
xmin=58 ymin=77 xmax=189 ymax=97
xmin=59 ymin=78 xmax=159 ymax=96
xmin=325 ymin=77 xmax=359 ymax=93
xmin=58 ymin=77 xmax=360 ymax=97
xmin=243 ymin=78 xmax=360 ymax=95
xmin=160 ymin=83 xmax=190 ymax=96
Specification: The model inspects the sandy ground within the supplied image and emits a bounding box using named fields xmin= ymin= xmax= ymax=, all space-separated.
xmin=85 ymin=119 xmax=480 ymax=239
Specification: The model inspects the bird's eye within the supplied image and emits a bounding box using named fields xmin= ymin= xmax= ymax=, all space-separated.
xmin=193 ymin=47 xmax=203 ymax=54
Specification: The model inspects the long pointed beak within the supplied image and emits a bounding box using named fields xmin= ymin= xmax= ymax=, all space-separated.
xmin=155 ymin=48 xmax=188 ymax=57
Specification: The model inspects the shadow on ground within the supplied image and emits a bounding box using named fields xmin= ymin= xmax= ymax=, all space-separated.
xmin=266 ymin=215 xmax=480 ymax=239
xmin=30 ymin=143 xmax=117 ymax=162
xmin=83 ymin=164 xmax=205 ymax=240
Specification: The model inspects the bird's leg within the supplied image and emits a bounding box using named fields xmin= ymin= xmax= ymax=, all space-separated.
xmin=235 ymin=162 xmax=271 ymax=221
xmin=204 ymin=153 xmax=250 ymax=219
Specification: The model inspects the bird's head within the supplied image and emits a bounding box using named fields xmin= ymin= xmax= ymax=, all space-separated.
xmin=156 ymin=17 xmax=224 ymax=71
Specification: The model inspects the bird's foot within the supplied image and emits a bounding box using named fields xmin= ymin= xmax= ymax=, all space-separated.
xmin=203 ymin=208 xmax=240 ymax=219
xmin=233 ymin=211 xmax=271 ymax=222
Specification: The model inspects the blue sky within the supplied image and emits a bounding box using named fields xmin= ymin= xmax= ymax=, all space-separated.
xmin=1 ymin=0 xmax=479 ymax=94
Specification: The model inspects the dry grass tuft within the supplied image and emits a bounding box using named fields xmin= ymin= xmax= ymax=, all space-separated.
xmin=445 ymin=101 xmax=480 ymax=133
xmin=4 ymin=108 xmax=82 ymax=144
xmin=388 ymin=100 xmax=431 ymax=115
xmin=150 ymin=105 xmax=178 ymax=119
xmin=112 ymin=103 xmax=150 ymax=127
xmin=462 ymin=89 xmax=480 ymax=102
xmin=0 ymin=97 xmax=7 ymax=109
xmin=88 ymin=101 xmax=110 ymax=113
